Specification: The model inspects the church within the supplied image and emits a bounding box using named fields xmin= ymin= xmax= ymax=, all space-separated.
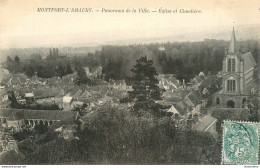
xmin=214 ymin=28 xmax=257 ymax=108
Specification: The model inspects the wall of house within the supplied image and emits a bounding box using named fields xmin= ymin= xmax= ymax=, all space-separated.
xmin=7 ymin=120 xmax=24 ymax=132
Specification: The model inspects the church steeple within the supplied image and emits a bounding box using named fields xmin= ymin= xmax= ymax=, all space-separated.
xmin=228 ymin=27 xmax=236 ymax=54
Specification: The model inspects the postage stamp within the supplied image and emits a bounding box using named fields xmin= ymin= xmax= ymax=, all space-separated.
xmin=222 ymin=121 xmax=260 ymax=165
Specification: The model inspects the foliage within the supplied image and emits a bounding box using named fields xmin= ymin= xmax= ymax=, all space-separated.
xmin=75 ymin=64 xmax=92 ymax=85
xmin=129 ymin=56 xmax=163 ymax=115
xmin=3 ymin=40 xmax=259 ymax=82
xmin=4 ymin=55 xmax=74 ymax=78
xmin=98 ymin=40 xmax=259 ymax=82
xmin=14 ymin=104 xmax=221 ymax=164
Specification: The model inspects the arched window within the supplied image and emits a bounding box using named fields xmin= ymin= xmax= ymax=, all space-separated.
xmin=232 ymin=58 xmax=236 ymax=72
xmin=228 ymin=59 xmax=231 ymax=72
xmin=227 ymin=80 xmax=236 ymax=92
xmin=242 ymin=98 xmax=247 ymax=108
xmin=216 ymin=98 xmax=220 ymax=105
xmin=227 ymin=58 xmax=236 ymax=72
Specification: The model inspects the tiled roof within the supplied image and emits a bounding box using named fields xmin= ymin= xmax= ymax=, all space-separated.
xmin=73 ymin=89 xmax=82 ymax=98
xmin=186 ymin=90 xmax=201 ymax=106
xmin=24 ymin=110 xmax=76 ymax=120
xmin=173 ymin=104 xmax=188 ymax=116
xmin=193 ymin=75 xmax=203 ymax=84
xmin=0 ymin=108 xmax=77 ymax=121
xmin=163 ymin=90 xmax=189 ymax=99
xmin=33 ymin=88 xmax=61 ymax=99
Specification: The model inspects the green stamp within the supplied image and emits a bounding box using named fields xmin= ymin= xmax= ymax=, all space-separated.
xmin=222 ymin=121 xmax=260 ymax=165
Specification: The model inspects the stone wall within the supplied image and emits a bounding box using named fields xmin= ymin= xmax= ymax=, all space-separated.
xmin=213 ymin=93 xmax=250 ymax=108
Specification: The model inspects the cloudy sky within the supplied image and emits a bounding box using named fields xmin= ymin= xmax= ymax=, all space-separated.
xmin=0 ymin=0 xmax=260 ymax=48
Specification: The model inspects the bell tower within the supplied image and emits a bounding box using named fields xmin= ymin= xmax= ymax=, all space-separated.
xmin=214 ymin=27 xmax=256 ymax=109
xmin=222 ymin=27 xmax=244 ymax=94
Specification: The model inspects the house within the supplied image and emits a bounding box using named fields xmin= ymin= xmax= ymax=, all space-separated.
xmin=83 ymin=66 xmax=91 ymax=76
xmin=1 ymin=138 xmax=17 ymax=152
xmin=70 ymin=101 xmax=84 ymax=110
xmin=109 ymin=79 xmax=127 ymax=90
xmin=62 ymin=96 xmax=73 ymax=110
xmin=199 ymin=72 xmax=205 ymax=77
xmin=91 ymin=66 xmax=103 ymax=79
xmin=183 ymin=90 xmax=203 ymax=116
xmin=168 ymin=105 xmax=180 ymax=115
xmin=54 ymin=125 xmax=77 ymax=141
xmin=33 ymin=88 xmax=61 ymax=99
xmin=184 ymin=90 xmax=202 ymax=108
xmin=2 ymin=94 xmax=9 ymax=102
xmin=0 ymin=108 xmax=78 ymax=132
xmin=126 ymin=85 xmax=133 ymax=92
xmin=190 ymin=114 xmax=218 ymax=136
xmin=191 ymin=75 xmax=204 ymax=90
xmin=168 ymin=103 xmax=189 ymax=120
xmin=25 ymin=92 xmax=35 ymax=104
xmin=158 ymin=74 xmax=183 ymax=91
xmin=17 ymin=99 xmax=26 ymax=105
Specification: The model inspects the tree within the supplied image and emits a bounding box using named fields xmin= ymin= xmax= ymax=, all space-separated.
xmin=75 ymin=64 xmax=91 ymax=85
xmin=24 ymin=65 xmax=35 ymax=77
xmin=129 ymin=56 xmax=163 ymax=114
xmin=66 ymin=63 xmax=73 ymax=74
xmin=8 ymin=91 xmax=17 ymax=104
xmin=7 ymin=56 xmax=12 ymax=62
xmin=49 ymin=48 xmax=53 ymax=57
xmin=57 ymin=63 xmax=65 ymax=78
xmin=14 ymin=55 xmax=20 ymax=64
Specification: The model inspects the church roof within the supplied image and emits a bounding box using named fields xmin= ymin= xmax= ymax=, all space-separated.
xmin=228 ymin=27 xmax=237 ymax=53
xmin=241 ymin=52 xmax=257 ymax=73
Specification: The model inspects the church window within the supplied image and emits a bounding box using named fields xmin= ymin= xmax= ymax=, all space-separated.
xmin=227 ymin=80 xmax=236 ymax=92
xmin=227 ymin=58 xmax=236 ymax=72
xmin=231 ymin=58 xmax=236 ymax=72
xmin=228 ymin=59 xmax=231 ymax=72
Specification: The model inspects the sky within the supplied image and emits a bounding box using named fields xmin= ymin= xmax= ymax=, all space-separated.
xmin=0 ymin=0 xmax=260 ymax=48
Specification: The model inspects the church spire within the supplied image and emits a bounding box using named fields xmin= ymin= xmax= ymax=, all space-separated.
xmin=228 ymin=27 xmax=236 ymax=53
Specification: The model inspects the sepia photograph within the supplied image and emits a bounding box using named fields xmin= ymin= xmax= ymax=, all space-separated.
xmin=0 ymin=0 xmax=259 ymax=166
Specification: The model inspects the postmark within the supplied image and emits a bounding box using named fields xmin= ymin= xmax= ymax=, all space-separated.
xmin=222 ymin=121 xmax=260 ymax=165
